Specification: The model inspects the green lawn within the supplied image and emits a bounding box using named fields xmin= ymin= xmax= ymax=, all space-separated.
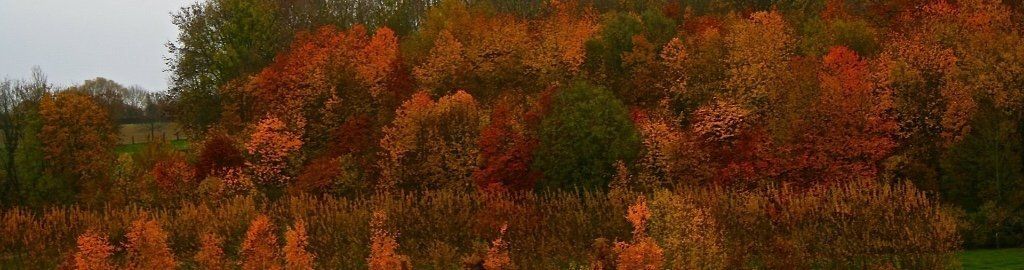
xmin=962 ymin=248 xmax=1024 ymax=270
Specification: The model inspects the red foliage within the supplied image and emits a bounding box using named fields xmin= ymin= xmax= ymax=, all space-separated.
xmin=473 ymin=100 xmax=539 ymax=192
xmin=151 ymin=154 xmax=196 ymax=196
xmin=195 ymin=130 xmax=245 ymax=180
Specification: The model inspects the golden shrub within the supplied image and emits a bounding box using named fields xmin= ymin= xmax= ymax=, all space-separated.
xmin=285 ymin=220 xmax=316 ymax=270
xmin=194 ymin=232 xmax=227 ymax=270
xmin=242 ymin=214 xmax=282 ymax=270
xmin=73 ymin=230 xmax=114 ymax=270
xmin=124 ymin=216 xmax=177 ymax=270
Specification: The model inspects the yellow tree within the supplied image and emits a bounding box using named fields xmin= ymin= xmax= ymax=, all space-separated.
xmin=379 ymin=91 xmax=483 ymax=190
xmin=725 ymin=11 xmax=795 ymax=110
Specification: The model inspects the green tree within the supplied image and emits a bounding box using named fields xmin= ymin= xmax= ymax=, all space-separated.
xmin=941 ymin=100 xmax=1024 ymax=247
xmin=533 ymin=81 xmax=640 ymax=190
xmin=167 ymin=0 xmax=287 ymax=135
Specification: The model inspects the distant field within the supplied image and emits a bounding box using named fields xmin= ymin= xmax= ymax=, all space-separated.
xmin=118 ymin=122 xmax=183 ymax=145
xmin=962 ymin=248 xmax=1024 ymax=269
xmin=114 ymin=139 xmax=189 ymax=154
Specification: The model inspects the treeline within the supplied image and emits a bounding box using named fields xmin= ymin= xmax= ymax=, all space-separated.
xmin=163 ymin=0 xmax=1024 ymax=248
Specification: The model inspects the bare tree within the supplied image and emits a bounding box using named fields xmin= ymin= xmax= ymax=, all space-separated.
xmin=0 ymin=67 xmax=47 ymax=205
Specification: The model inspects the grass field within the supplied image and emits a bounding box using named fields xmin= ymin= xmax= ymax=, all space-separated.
xmin=117 ymin=122 xmax=183 ymax=145
xmin=116 ymin=122 xmax=189 ymax=154
xmin=962 ymin=248 xmax=1024 ymax=269
xmin=114 ymin=139 xmax=189 ymax=154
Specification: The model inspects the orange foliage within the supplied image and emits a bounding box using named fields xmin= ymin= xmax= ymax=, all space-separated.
xmin=195 ymin=130 xmax=245 ymax=180
xmin=284 ymin=220 xmax=316 ymax=270
xmin=246 ymin=116 xmax=304 ymax=186
xmin=124 ymin=216 xmax=176 ymax=270
xmin=356 ymin=27 xmax=400 ymax=99
xmin=73 ymin=230 xmax=114 ymax=270
xmin=195 ymin=232 xmax=227 ymax=270
xmin=368 ymin=211 xmax=410 ymax=270
xmin=526 ymin=1 xmax=598 ymax=77
xmin=150 ymin=153 xmax=195 ymax=196
xmin=242 ymin=214 xmax=282 ymax=270
xmin=808 ymin=46 xmax=898 ymax=183
xmin=482 ymin=224 xmax=514 ymax=270
xmin=615 ymin=196 xmax=664 ymax=270
xmin=379 ymin=90 xmax=483 ymax=190
xmin=39 ymin=90 xmax=116 ymax=201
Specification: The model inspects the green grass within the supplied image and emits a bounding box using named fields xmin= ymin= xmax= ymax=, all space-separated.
xmin=961 ymin=248 xmax=1024 ymax=270
xmin=115 ymin=139 xmax=189 ymax=154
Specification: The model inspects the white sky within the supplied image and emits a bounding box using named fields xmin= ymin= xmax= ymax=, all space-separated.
xmin=0 ymin=0 xmax=196 ymax=92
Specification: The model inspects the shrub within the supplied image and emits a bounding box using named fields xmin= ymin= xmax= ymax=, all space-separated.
xmin=194 ymin=232 xmax=227 ymax=270
xmin=124 ymin=216 xmax=177 ymax=270
xmin=533 ymin=81 xmax=640 ymax=190
xmin=242 ymin=214 xmax=282 ymax=270
xmin=367 ymin=211 xmax=410 ymax=270
xmin=73 ymin=230 xmax=114 ymax=270
xmin=285 ymin=220 xmax=316 ymax=270
xmin=614 ymin=196 xmax=664 ymax=270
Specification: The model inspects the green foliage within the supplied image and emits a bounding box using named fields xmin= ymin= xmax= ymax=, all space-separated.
xmin=941 ymin=101 xmax=1024 ymax=248
xmin=167 ymin=0 xmax=287 ymax=134
xmin=799 ymin=18 xmax=880 ymax=57
xmin=533 ymin=81 xmax=640 ymax=190
xmin=585 ymin=12 xmax=643 ymax=80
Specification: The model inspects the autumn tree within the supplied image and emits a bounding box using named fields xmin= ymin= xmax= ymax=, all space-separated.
xmin=73 ymin=230 xmax=115 ymax=270
xmin=380 ymin=91 xmax=483 ymax=190
xmin=805 ymin=46 xmax=897 ymax=184
xmin=725 ymin=11 xmax=794 ymax=110
xmin=524 ymin=0 xmax=598 ymax=80
xmin=195 ymin=129 xmax=245 ymax=180
xmin=242 ymin=214 xmax=282 ymax=270
xmin=368 ymin=211 xmax=410 ymax=270
xmin=124 ymin=216 xmax=177 ymax=270
xmin=237 ymin=25 xmax=400 ymax=160
xmin=38 ymin=90 xmax=117 ymax=204
xmin=150 ymin=152 xmax=196 ymax=200
xmin=284 ymin=220 xmax=316 ymax=270
xmin=246 ymin=116 xmax=304 ymax=189
xmin=615 ymin=196 xmax=664 ymax=270
xmin=414 ymin=30 xmax=467 ymax=94
xmin=195 ymin=232 xmax=228 ymax=270
xmin=533 ymin=81 xmax=640 ymax=190
xmin=473 ymin=99 xmax=539 ymax=192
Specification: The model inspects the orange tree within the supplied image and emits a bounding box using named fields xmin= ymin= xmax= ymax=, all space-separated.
xmin=38 ymin=90 xmax=116 ymax=204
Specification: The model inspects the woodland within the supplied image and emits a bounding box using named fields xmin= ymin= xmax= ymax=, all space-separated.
xmin=1 ymin=0 xmax=1023 ymax=269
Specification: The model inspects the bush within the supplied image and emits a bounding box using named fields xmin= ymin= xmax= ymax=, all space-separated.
xmin=533 ymin=81 xmax=640 ymax=190
xmin=0 ymin=181 xmax=959 ymax=269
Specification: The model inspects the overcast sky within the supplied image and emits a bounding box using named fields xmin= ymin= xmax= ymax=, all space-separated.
xmin=0 ymin=0 xmax=195 ymax=92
